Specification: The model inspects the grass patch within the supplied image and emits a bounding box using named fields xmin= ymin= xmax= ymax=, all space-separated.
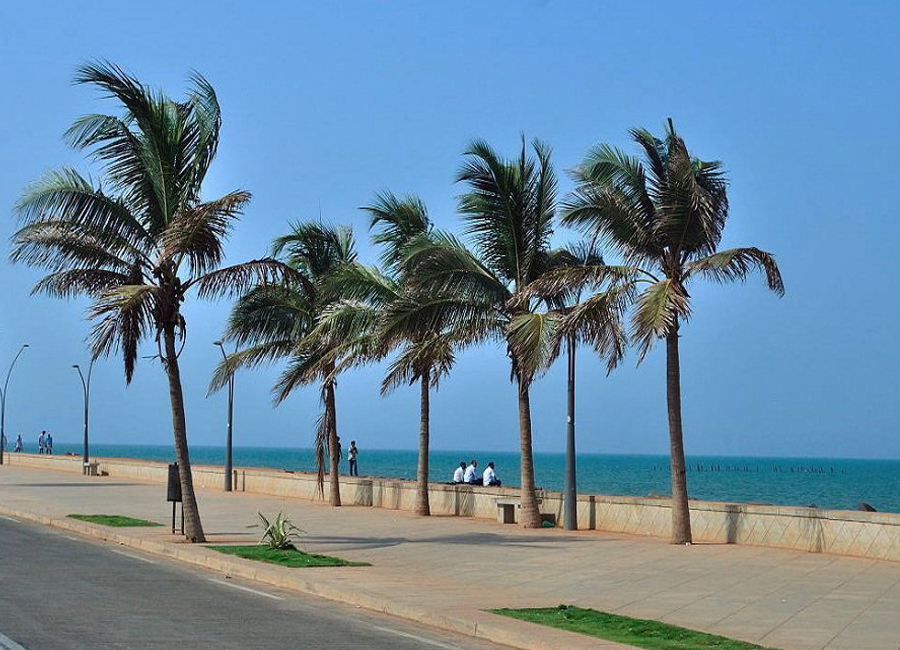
xmin=491 ymin=606 xmax=781 ymax=650
xmin=68 ymin=514 xmax=162 ymax=527
xmin=209 ymin=545 xmax=369 ymax=568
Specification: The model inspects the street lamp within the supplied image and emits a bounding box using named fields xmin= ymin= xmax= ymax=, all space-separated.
xmin=0 ymin=344 xmax=29 ymax=466
xmin=73 ymin=358 xmax=94 ymax=472
xmin=214 ymin=341 xmax=235 ymax=492
xmin=563 ymin=331 xmax=577 ymax=530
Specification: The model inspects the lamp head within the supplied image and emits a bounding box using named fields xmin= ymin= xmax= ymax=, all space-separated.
xmin=213 ymin=340 xmax=223 ymax=347
xmin=72 ymin=365 xmax=79 ymax=369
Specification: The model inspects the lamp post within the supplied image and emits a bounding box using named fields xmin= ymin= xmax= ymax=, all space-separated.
xmin=563 ymin=331 xmax=577 ymax=530
xmin=73 ymin=359 xmax=94 ymax=470
xmin=214 ymin=341 xmax=234 ymax=492
xmin=0 ymin=344 xmax=29 ymax=466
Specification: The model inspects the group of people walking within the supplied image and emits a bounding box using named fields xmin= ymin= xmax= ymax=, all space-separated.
xmin=452 ymin=459 xmax=501 ymax=486
xmin=1 ymin=431 xmax=51 ymax=454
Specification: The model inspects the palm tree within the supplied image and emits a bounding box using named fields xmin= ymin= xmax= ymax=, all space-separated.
xmin=312 ymin=192 xmax=458 ymax=516
xmin=360 ymin=192 xmax=456 ymax=516
xmin=393 ymin=138 xmax=559 ymax=528
xmin=11 ymin=62 xmax=282 ymax=542
xmin=562 ymin=119 xmax=784 ymax=543
xmin=210 ymin=222 xmax=356 ymax=506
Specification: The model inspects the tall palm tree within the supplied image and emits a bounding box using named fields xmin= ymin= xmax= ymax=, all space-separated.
xmin=11 ymin=62 xmax=281 ymax=542
xmin=361 ymin=192 xmax=456 ymax=516
xmin=210 ymin=222 xmax=356 ymax=506
xmin=562 ymin=119 xmax=784 ymax=543
xmin=312 ymin=192 xmax=458 ymax=516
xmin=393 ymin=138 xmax=559 ymax=528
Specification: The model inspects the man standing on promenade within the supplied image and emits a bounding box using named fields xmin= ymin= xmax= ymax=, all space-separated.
xmin=15 ymin=434 xmax=22 ymax=453
xmin=348 ymin=440 xmax=359 ymax=476
xmin=38 ymin=431 xmax=45 ymax=454
xmin=46 ymin=432 xmax=53 ymax=455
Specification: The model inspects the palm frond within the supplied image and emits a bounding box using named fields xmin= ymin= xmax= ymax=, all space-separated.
xmin=193 ymin=258 xmax=299 ymax=300
xmin=32 ymin=269 xmax=133 ymax=299
xmin=362 ymin=190 xmax=431 ymax=271
xmin=507 ymin=312 xmax=561 ymax=386
xmin=402 ymin=231 xmax=510 ymax=305
xmin=272 ymin=221 xmax=356 ymax=282
xmin=456 ymin=138 xmax=555 ymax=288
xmin=11 ymin=219 xmax=143 ymax=274
xmin=225 ymin=283 xmax=313 ymax=347
xmin=559 ymin=285 xmax=631 ymax=372
xmin=14 ymin=168 xmax=153 ymax=256
xmin=381 ymin=335 xmax=456 ymax=395
xmin=684 ymin=247 xmax=784 ymax=296
xmin=88 ymin=284 xmax=160 ymax=382
xmin=162 ymin=190 xmax=251 ymax=276
xmin=631 ymin=279 xmax=691 ymax=362
xmin=208 ymin=341 xmax=296 ymax=394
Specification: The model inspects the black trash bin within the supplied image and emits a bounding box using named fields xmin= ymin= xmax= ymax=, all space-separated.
xmin=167 ymin=463 xmax=183 ymax=533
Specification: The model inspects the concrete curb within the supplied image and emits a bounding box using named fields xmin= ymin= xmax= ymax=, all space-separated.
xmin=0 ymin=504 xmax=621 ymax=650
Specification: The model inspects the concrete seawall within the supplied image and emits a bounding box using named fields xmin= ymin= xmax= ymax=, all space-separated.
xmin=7 ymin=452 xmax=900 ymax=563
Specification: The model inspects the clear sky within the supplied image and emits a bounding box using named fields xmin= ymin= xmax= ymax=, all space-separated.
xmin=1 ymin=1 xmax=898 ymax=459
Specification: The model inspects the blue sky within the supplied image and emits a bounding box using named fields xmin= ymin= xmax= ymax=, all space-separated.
xmin=1 ymin=1 xmax=898 ymax=458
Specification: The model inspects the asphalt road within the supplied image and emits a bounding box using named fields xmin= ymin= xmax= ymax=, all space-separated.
xmin=0 ymin=516 xmax=508 ymax=650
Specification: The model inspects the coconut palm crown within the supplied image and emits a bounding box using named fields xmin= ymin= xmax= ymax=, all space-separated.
xmin=11 ymin=62 xmax=284 ymax=542
xmin=562 ymin=119 xmax=784 ymax=543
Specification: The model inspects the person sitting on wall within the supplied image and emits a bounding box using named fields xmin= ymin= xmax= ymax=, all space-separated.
xmin=464 ymin=459 xmax=482 ymax=485
xmin=482 ymin=461 xmax=501 ymax=487
xmin=452 ymin=461 xmax=466 ymax=483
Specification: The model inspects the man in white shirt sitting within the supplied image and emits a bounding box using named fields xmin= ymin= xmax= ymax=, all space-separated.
xmin=452 ymin=461 xmax=466 ymax=483
xmin=463 ymin=459 xmax=481 ymax=485
xmin=482 ymin=461 xmax=501 ymax=487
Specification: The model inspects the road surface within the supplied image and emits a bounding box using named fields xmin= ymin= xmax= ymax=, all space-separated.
xmin=0 ymin=516 xmax=509 ymax=650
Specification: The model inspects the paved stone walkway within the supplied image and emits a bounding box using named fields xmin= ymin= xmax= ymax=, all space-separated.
xmin=2 ymin=465 xmax=900 ymax=650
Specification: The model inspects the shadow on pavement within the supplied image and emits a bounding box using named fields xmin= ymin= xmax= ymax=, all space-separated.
xmin=306 ymin=531 xmax=602 ymax=551
xmin=7 ymin=482 xmax=143 ymax=488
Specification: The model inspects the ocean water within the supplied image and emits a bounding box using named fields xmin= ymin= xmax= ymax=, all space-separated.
xmin=19 ymin=442 xmax=900 ymax=514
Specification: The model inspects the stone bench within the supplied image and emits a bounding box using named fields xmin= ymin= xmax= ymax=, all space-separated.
xmin=495 ymin=497 xmax=542 ymax=524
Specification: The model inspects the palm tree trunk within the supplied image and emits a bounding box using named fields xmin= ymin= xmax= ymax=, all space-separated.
xmin=666 ymin=322 xmax=692 ymax=544
xmin=415 ymin=369 xmax=431 ymax=516
xmin=163 ymin=325 xmax=205 ymax=543
xmin=517 ymin=382 xmax=542 ymax=528
xmin=324 ymin=379 xmax=341 ymax=507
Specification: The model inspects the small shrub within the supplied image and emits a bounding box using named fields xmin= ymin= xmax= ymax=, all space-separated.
xmin=252 ymin=511 xmax=305 ymax=550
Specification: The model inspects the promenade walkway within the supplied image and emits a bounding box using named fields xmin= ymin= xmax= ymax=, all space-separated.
xmin=2 ymin=464 xmax=899 ymax=650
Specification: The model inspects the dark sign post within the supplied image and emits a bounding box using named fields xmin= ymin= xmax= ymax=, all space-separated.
xmin=167 ymin=462 xmax=183 ymax=534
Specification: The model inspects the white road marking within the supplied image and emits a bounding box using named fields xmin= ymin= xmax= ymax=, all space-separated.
xmin=368 ymin=625 xmax=461 ymax=650
xmin=0 ymin=515 xmax=19 ymax=523
xmin=109 ymin=549 xmax=157 ymax=565
xmin=0 ymin=630 xmax=28 ymax=650
xmin=208 ymin=578 xmax=284 ymax=601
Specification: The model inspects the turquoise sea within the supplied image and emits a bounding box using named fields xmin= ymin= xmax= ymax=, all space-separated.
xmin=21 ymin=442 xmax=900 ymax=514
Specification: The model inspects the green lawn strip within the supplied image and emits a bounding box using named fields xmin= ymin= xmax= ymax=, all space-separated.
xmin=209 ymin=545 xmax=369 ymax=568
xmin=68 ymin=514 xmax=162 ymax=527
xmin=491 ymin=606 xmax=782 ymax=650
